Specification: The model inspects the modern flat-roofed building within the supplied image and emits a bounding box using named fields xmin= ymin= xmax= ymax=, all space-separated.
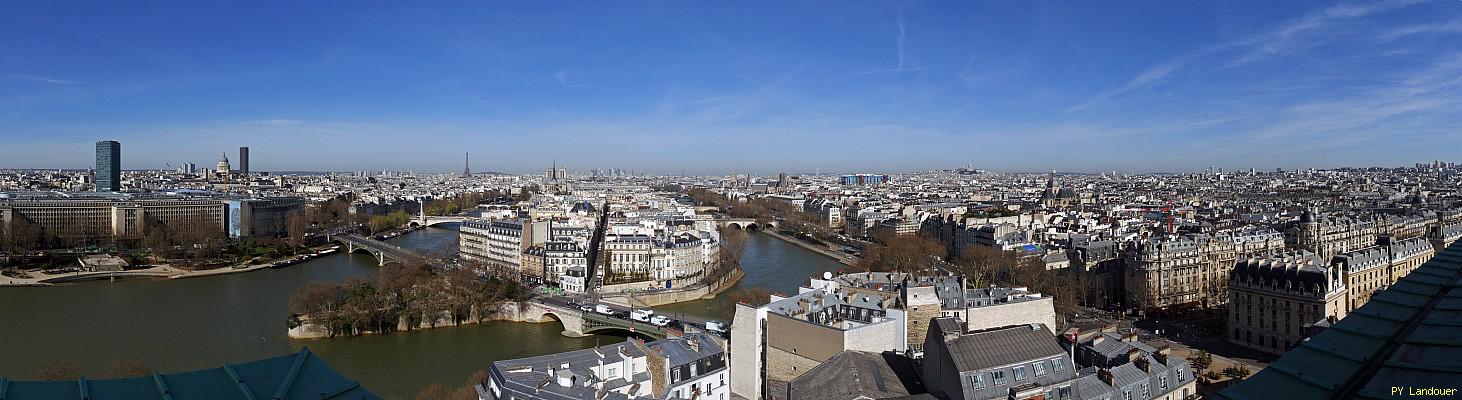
xmin=0 ymin=195 xmax=228 ymax=245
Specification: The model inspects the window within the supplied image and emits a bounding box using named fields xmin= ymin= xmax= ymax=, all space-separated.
xmin=1058 ymin=385 xmax=1072 ymax=400
xmin=1160 ymin=376 xmax=1168 ymax=390
xmin=607 ymin=367 xmax=618 ymax=379
xmin=1013 ymin=366 xmax=1027 ymax=381
xmin=1034 ymin=361 xmax=1048 ymax=377
xmin=1176 ymin=366 xmax=1186 ymax=381
xmin=1052 ymin=358 xmax=1065 ymax=372
xmin=1142 ymin=383 xmax=1150 ymax=397
xmin=993 ymin=370 xmax=1008 ymax=385
xmin=969 ymin=373 xmax=987 ymax=389
xmin=1124 ymin=389 xmax=1132 ymax=400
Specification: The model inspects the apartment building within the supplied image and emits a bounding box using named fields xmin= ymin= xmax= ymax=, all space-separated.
xmin=1124 ymin=228 xmax=1285 ymax=311
xmin=459 ymin=219 xmax=548 ymax=273
xmin=1228 ymin=251 xmax=1348 ymax=355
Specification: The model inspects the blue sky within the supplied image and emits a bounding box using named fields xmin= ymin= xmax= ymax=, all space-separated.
xmin=2 ymin=1 xmax=1461 ymax=174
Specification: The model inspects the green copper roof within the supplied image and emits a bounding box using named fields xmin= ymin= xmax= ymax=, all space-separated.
xmin=1219 ymin=241 xmax=1462 ymax=400
xmin=0 ymin=348 xmax=378 ymax=400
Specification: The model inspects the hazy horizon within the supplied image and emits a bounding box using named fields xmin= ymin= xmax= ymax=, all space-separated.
xmin=4 ymin=1 xmax=1461 ymax=174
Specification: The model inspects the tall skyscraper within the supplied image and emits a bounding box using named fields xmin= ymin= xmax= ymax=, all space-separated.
xmin=463 ymin=152 xmax=471 ymax=177
xmin=95 ymin=140 xmax=121 ymax=192
xmin=239 ymin=146 xmax=250 ymax=176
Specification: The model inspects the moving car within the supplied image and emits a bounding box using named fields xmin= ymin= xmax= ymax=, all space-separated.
xmin=595 ymin=304 xmax=613 ymax=315
xmin=630 ymin=309 xmax=654 ymax=322
xmin=649 ymin=315 xmax=671 ymax=327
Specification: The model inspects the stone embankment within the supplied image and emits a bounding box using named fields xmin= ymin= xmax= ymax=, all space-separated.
xmin=760 ymin=229 xmax=858 ymax=266
xmin=618 ymin=267 xmax=744 ymax=308
xmin=288 ymin=301 xmax=571 ymax=339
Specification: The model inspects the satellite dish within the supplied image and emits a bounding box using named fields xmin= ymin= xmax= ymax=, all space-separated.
xmin=823 ymin=271 xmax=833 ymax=280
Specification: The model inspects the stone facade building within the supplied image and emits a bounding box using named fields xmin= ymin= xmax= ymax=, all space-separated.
xmin=1286 ymin=210 xmax=1381 ymax=262
xmin=1227 ymin=251 xmax=1348 ymax=355
xmin=1333 ymin=236 xmax=1435 ymax=313
xmin=1124 ymin=227 xmax=1285 ymax=311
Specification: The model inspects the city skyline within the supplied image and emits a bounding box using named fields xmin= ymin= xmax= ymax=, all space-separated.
xmin=4 ymin=1 xmax=1462 ymax=173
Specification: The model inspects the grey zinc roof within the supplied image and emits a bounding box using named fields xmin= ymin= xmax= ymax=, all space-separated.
xmin=648 ymin=334 xmax=723 ymax=368
xmin=788 ymin=351 xmax=918 ymax=400
xmin=1219 ymin=241 xmax=1462 ymax=400
xmin=944 ymin=324 xmax=1065 ymax=372
xmin=1086 ymin=333 xmax=1158 ymax=360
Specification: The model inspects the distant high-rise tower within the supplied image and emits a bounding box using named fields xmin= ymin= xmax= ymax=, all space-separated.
xmin=95 ymin=140 xmax=121 ymax=192
xmin=463 ymin=152 xmax=471 ymax=177
xmin=238 ymin=146 xmax=250 ymax=176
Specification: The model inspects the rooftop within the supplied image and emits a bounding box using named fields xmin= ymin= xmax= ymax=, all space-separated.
xmin=1219 ymin=240 xmax=1462 ymax=400
xmin=0 ymin=348 xmax=377 ymax=400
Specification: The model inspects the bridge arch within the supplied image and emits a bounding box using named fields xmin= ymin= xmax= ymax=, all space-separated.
xmin=581 ymin=325 xmax=659 ymax=340
xmin=536 ymin=311 xmax=568 ymax=331
xmin=726 ymin=221 xmax=759 ymax=230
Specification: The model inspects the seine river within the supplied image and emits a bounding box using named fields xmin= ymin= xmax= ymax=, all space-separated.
xmin=0 ymin=226 xmax=843 ymax=398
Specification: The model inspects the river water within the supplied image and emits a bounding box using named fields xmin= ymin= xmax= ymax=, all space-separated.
xmin=0 ymin=227 xmax=843 ymax=398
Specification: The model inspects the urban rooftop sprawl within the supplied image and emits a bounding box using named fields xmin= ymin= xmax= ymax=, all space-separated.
xmin=1 ymin=140 xmax=1461 ymax=399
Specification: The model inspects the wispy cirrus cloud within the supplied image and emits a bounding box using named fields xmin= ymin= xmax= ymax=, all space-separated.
xmin=1377 ymin=18 xmax=1462 ymax=41
xmin=8 ymin=74 xmax=77 ymax=85
xmin=1068 ymin=0 xmax=1425 ymax=113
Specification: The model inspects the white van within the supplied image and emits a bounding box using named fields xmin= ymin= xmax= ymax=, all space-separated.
xmin=595 ymin=304 xmax=614 ymax=315
xmin=631 ymin=309 xmax=654 ymax=322
xmin=650 ymin=315 xmax=671 ymax=327
xmin=705 ymin=320 xmax=728 ymax=334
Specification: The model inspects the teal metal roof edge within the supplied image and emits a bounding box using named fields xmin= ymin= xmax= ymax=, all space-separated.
xmin=0 ymin=348 xmax=375 ymax=400
xmin=1220 ymin=240 xmax=1462 ymax=400
xmin=272 ymin=346 xmax=311 ymax=400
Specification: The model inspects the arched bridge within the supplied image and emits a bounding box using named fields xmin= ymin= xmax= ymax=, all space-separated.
xmin=521 ymin=302 xmax=668 ymax=340
xmin=411 ymin=216 xmax=470 ymax=227
xmin=716 ymin=218 xmax=779 ymax=231
xmin=329 ymin=234 xmax=431 ymax=266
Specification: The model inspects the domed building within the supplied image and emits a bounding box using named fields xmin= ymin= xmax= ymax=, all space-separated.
xmin=1040 ymin=170 xmax=1079 ymax=208
xmin=216 ymin=152 xmax=232 ymax=176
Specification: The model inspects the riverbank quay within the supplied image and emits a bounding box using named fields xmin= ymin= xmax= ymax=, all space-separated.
xmin=611 ymin=266 xmax=745 ymax=308
xmin=288 ymin=300 xmax=576 ymax=339
xmin=760 ymin=229 xmax=858 ymax=266
xmin=0 ymin=245 xmax=341 ymax=286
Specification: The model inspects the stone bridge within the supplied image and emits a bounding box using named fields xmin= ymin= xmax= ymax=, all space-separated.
xmin=329 ymin=233 xmax=431 ymax=266
xmin=715 ymin=218 xmax=779 ymax=231
xmin=517 ymin=301 xmax=668 ymax=340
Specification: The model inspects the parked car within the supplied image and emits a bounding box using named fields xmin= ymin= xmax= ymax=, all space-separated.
xmin=631 ymin=309 xmax=654 ymax=322
xmin=649 ymin=315 xmax=671 ymax=327
xmin=705 ymin=320 xmax=728 ymax=334
xmin=595 ymin=304 xmax=614 ymax=315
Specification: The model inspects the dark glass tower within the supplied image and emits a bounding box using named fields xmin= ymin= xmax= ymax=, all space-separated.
xmin=95 ymin=140 xmax=121 ymax=192
xmin=239 ymin=146 xmax=250 ymax=176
